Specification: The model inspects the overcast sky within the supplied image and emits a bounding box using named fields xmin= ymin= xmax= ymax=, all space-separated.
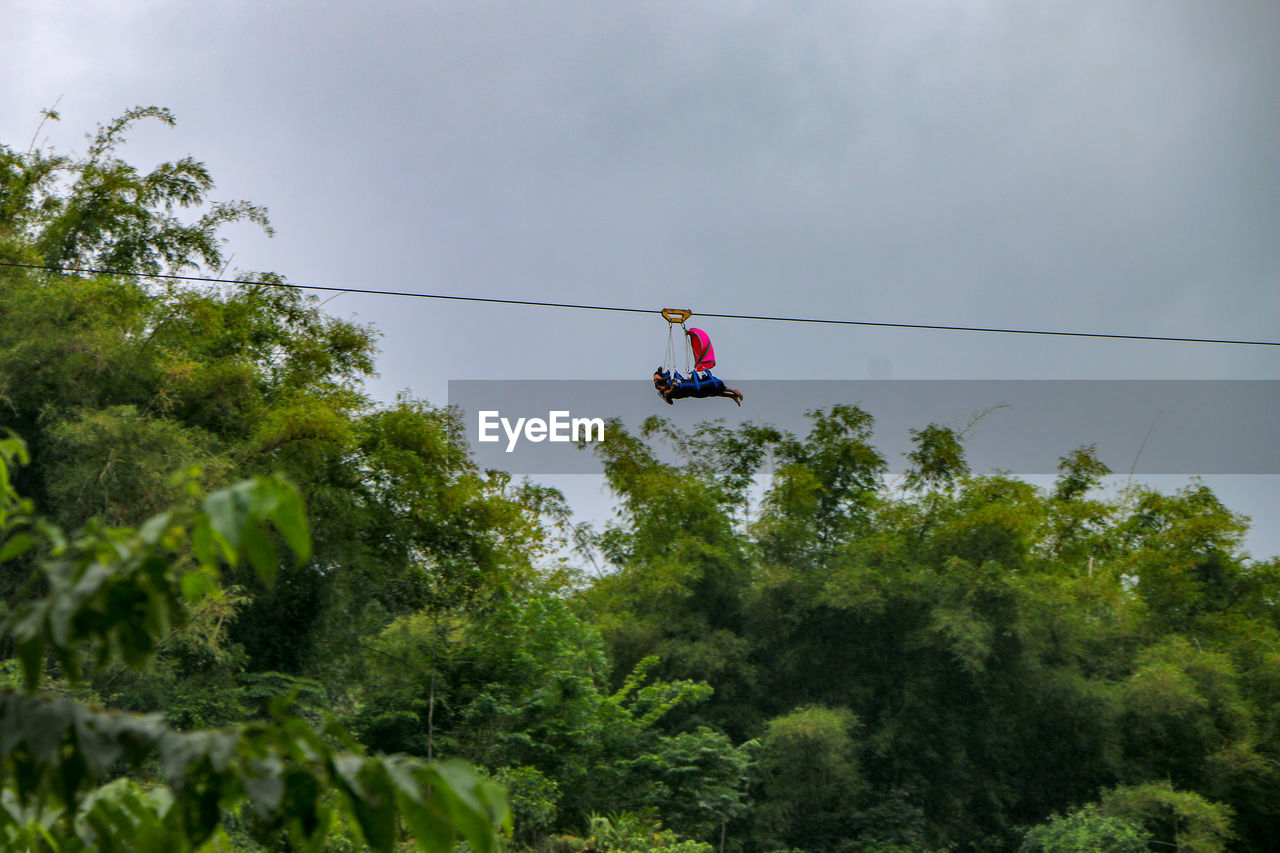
xmin=3 ymin=1 xmax=1277 ymax=552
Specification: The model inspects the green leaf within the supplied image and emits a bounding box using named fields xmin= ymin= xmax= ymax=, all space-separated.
xmin=137 ymin=512 xmax=173 ymax=548
xmin=268 ymin=480 xmax=311 ymax=568
xmin=179 ymin=569 xmax=217 ymax=604
xmin=242 ymin=756 xmax=285 ymax=815
xmin=240 ymin=515 xmax=278 ymax=585
xmin=0 ymin=533 xmax=35 ymax=563
xmin=389 ymin=761 xmax=455 ymax=853
xmin=279 ymin=768 xmax=324 ymax=848
xmin=200 ymin=478 xmax=310 ymax=582
xmin=332 ymin=755 xmax=399 ymax=852
xmin=203 ymin=483 xmax=250 ymax=557
xmin=15 ymin=634 xmax=45 ymax=693
xmin=426 ymin=760 xmax=510 ymax=853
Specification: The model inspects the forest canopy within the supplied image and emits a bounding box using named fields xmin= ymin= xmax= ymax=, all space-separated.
xmin=1 ymin=109 xmax=1277 ymax=853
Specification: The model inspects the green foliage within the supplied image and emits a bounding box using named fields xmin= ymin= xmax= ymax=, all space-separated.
xmin=752 ymin=705 xmax=862 ymax=851
xmin=1052 ymin=445 xmax=1111 ymax=503
xmin=5 ymin=110 xmax=1280 ymax=853
xmin=0 ymin=691 xmax=508 ymax=852
xmin=755 ymin=404 xmax=886 ymax=568
xmin=102 ymin=598 xmax=252 ymax=730
xmin=1019 ymin=804 xmax=1146 ymax=853
xmin=0 ymin=434 xmax=34 ymax=556
xmin=1 ymin=108 xmax=554 ymax=686
xmin=614 ymin=725 xmax=749 ymax=841
xmin=351 ymin=595 xmax=749 ymax=841
xmin=903 ymin=424 xmax=968 ymax=492
xmin=557 ymin=811 xmax=713 ymax=853
xmin=0 ymin=442 xmax=509 ymax=852
xmin=3 ymin=470 xmax=309 ymax=690
xmin=587 ymin=408 xmax=1280 ymax=851
xmin=587 ymin=420 xmax=757 ymax=736
xmin=493 ymin=766 xmax=559 ymax=846
xmin=0 ymin=105 xmax=270 ymax=274
xmin=1113 ymin=638 xmax=1252 ymax=788
xmin=1099 ymin=782 xmax=1235 ymax=853
xmin=0 ymin=777 xmax=183 ymax=853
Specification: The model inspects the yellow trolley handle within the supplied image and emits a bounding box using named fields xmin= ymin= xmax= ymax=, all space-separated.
xmin=660 ymin=308 xmax=693 ymax=324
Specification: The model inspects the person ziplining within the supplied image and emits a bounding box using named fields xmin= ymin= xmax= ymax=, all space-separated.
xmin=652 ymin=309 xmax=744 ymax=406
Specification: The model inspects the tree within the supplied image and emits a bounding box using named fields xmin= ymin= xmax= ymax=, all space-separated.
xmin=1019 ymin=804 xmax=1146 ymax=853
xmin=752 ymin=704 xmax=863 ymax=852
xmin=1113 ymin=638 xmax=1253 ymax=789
xmin=585 ymin=419 xmax=759 ymax=737
xmin=585 ymin=412 xmax=1279 ymax=851
xmin=351 ymin=594 xmax=750 ymax=842
xmin=0 ymin=105 xmax=270 ymax=274
xmin=1100 ymin=782 xmax=1235 ymax=853
xmin=903 ymin=424 xmax=969 ymax=493
xmin=754 ymin=405 xmax=886 ymax=570
xmin=7 ymin=108 xmax=1280 ymax=852
xmin=0 ymin=435 xmax=508 ymax=851
xmin=0 ymin=108 xmax=557 ymax=687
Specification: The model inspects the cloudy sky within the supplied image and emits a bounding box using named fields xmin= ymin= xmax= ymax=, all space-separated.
xmin=3 ymin=1 xmax=1277 ymax=550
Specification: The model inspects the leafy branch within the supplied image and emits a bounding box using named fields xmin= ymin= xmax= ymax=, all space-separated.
xmin=0 ymin=440 xmax=509 ymax=851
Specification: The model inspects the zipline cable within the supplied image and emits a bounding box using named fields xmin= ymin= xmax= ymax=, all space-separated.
xmin=1 ymin=260 xmax=1277 ymax=347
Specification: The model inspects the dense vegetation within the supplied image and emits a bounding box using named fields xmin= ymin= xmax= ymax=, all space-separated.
xmin=2 ymin=109 xmax=1277 ymax=852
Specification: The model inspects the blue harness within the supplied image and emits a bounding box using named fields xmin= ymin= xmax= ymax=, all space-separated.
xmin=659 ymin=369 xmax=727 ymax=400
